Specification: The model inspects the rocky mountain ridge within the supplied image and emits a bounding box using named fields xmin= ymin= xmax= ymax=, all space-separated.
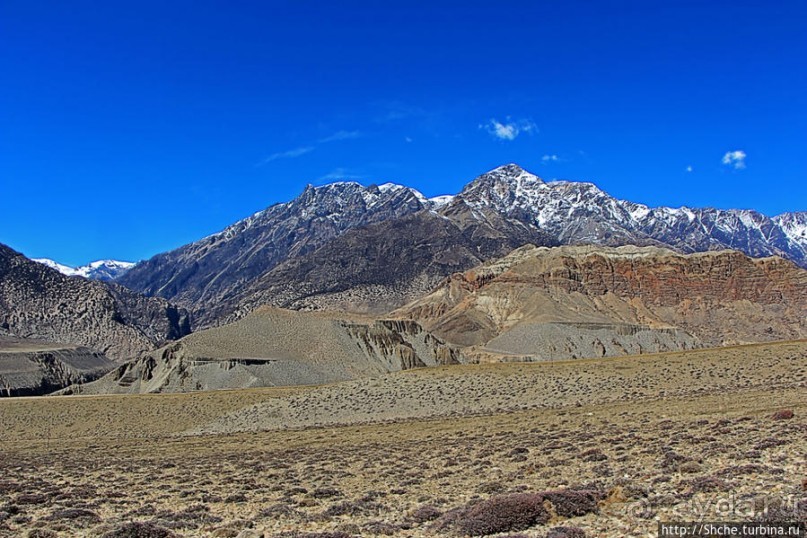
xmin=118 ymin=181 xmax=449 ymax=311
xmin=458 ymin=165 xmax=802 ymax=263
xmin=116 ymin=164 xmax=806 ymax=328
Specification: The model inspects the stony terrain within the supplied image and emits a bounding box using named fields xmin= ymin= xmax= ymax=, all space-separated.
xmin=0 ymin=243 xmax=191 ymax=361
xmin=393 ymin=245 xmax=807 ymax=356
xmin=64 ymin=307 xmax=461 ymax=394
xmin=117 ymin=164 xmax=807 ymax=328
xmin=0 ymin=340 xmax=804 ymax=537
xmin=0 ymin=336 xmax=113 ymax=397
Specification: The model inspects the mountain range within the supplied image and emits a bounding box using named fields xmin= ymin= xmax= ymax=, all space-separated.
xmin=3 ymin=163 xmax=806 ymax=396
xmin=117 ymin=164 xmax=807 ymax=328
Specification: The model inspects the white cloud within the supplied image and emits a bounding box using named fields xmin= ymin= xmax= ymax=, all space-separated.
xmin=480 ymin=117 xmax=537 ymax=141
xmin=318 ymin=130 xmax=361 ymax=143
xmin=257 ymin=130 xmax=360 ymax=167
xmin=258 ymin=146 xmax=314 ymax=165
xmin=686 ymin=165 xmax=694 ymax=173
xmin=542 ymin=154 xmax=559 ymax=163
xmin=318 ymin=168 xmax=365 ymax=182
xmin=405 ymin=136 xmax=413 ymax=143
xmin=722 ymin=150 xmax=747 ymax=170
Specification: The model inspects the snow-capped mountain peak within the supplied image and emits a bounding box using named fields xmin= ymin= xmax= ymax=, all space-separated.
xmin=459 ymin=163 xmax=546 ymax=211
xmin=33 ymin=258 xmax=135 ymax=281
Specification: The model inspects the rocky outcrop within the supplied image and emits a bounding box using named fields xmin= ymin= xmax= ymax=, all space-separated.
xmin=0 ymin=243 xmax=191 ymax=361
xmin=63 ymin=307 xmax=464 ymax=394
xmin=0 ymin=336 xmax=114 ymax=396
xmin=393 ymin=245 xmax=807 ymax=355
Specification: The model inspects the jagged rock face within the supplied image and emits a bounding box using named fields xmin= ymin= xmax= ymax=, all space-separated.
xmin=116 ymin=164 xmax=805 ymax=328
xmin=0 ymin=243 xmax=191 ymax=361
xmin=0 ymin=336 xmax=114 ymax=396
xmin=393 ymin=245 xmax=807 ymax=353
xmin=117 ymin=182 xmax=439 ymax=316
xmin=65 ymin=307 xmax=463 ymax=394
xmin=203 ymin=206 xmax=556 ymax=325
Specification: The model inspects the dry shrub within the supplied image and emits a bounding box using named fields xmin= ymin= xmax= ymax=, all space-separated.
xmin=546 ymin=527 xmax=587 ymax=538
xmin=451 ymin=493 xmax=550 ymax=535
xmin=409 ymin=504 xmax=442 ymax=523
xmin=43 ymin=508 xmax=101 ymax=527
xmin=436 ymin=489 xmax=602 ymax=536
xmin=101 ymin=522 xmax=177 ymax=538
xmin=273 ymin=531 xmax=353 ymax=538
xmin=27 ymin=530 xmax=58 ymax=538
xmin=310 ymin=487 xmax=342 ymax=499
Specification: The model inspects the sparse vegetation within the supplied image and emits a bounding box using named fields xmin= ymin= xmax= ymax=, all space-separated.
xmin=0 ymin=341 xmax=804 ymax=537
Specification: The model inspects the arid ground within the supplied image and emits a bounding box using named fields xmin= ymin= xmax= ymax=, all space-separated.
xmin=1 ymin=341 xmax=805 ymax=537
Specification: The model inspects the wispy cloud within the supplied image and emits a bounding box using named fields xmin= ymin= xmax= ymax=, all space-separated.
xmin=373 ymin=101 xmax=429 ymax=124
xmin=258 ymin=146 xmax=314 ymax=166
xmin=686 ymin=165 xmax=694 ymax=173
xmin=318 ymin=168 xmax=365 ymax=182
xmin=318 ymin=130 xmax=361 ymax=143
xmin=258 ymin=130 xmax=360 ymax=167
xmin=480 ymin=117 xmax=537 ymax=141
xmin=541 ymin=154 xmax=560 ymax=163
xmin=722 ymin=150 xmax=747 ymax=170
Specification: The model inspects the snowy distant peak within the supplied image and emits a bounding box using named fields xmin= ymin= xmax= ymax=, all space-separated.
xmin=33 ymin=258 xmax=135 ymax=281
xmin=34 ymin=258 xmax=79 ymax=276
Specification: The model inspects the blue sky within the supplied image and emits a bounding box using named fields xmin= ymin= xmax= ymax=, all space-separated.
xmin=2 ymin=1 xmax=805 ymax=265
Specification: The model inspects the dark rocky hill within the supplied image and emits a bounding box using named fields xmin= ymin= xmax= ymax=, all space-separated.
xmin=0 ymin=243 xmax=190 ymax=361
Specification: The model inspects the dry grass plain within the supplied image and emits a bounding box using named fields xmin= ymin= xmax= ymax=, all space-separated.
xmin=1 ymin=341 xmax=805 ymax=537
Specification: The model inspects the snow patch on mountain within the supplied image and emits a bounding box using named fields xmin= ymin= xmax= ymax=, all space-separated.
xmin=33 ymin=258 xmax=135 ymax=281
xmin=34 ymin=258 xmax=79 ymax=276
xmin=775 ymin=212 xmax=807 ymax=243
xmin=427 ymin=195 xmax=455 ymax=208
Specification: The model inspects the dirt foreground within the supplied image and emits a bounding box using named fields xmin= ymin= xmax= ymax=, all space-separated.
xmin=1 ymin=341 xmax=805 ymax=537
